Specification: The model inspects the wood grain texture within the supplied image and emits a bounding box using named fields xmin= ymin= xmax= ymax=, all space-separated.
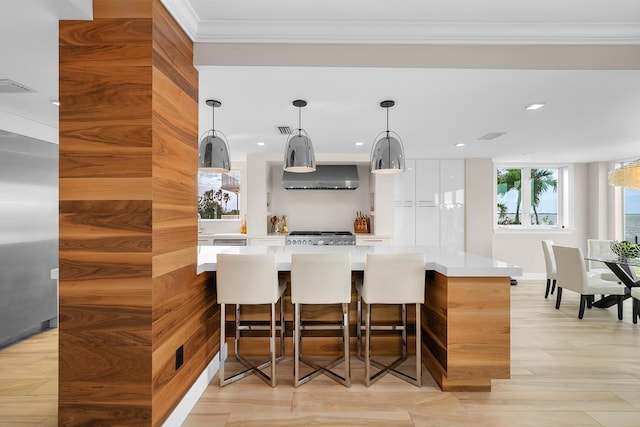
xmin=93 ymin=0 xmax=152 ymax=18
xmin=422 ymin=272 xmax=511 ymax=392
xmin=59 ymin=1 xmax=212 ymax=425
xmin=150 ymin=1 xmax=215 ymax=425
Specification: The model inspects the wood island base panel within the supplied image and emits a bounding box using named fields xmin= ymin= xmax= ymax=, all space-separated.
xmin=422 ymin=272 xmax=511 ymax=391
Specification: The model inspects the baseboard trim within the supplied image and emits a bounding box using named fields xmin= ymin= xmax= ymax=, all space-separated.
xmin=162 ymin=343 xmax=227 ymax=427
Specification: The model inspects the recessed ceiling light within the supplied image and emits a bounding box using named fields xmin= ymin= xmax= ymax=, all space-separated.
xmin=525 ymin=103 xmax=545 ymax=110
xmin=355 ymin=141 xmax=364 ymax=146
xmin=51 ymin=100 xmax=60 ymax=106
xmin=523 ymin=153 xmax=533 ymax=156
xmin=455 ymin=143 xmax=466 ymax=147
xmin=257 ymin=141 xmax=265 ymax=146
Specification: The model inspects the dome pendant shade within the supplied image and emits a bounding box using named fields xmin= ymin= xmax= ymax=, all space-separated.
xmin=199 ymin=99 xmax=231 ymax=172
xmin=284 ymin=99 xmax=316 ymax=173
xmin=284 ymin=129 xmax=316 ymax=173
xmin=371 ymin=131 xmax=405 ymax=174
xmin=199 ymin=131 xmax=231 ymax=172
xmin=371 ymin=100 xmax=405 ymax=174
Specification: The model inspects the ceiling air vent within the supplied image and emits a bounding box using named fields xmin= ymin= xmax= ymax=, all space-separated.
xmin=276 ymin=125 xmax=292 ymax=135
xmin=478 ymin=132 xmax=506 ymax=141
xmin=0 ymin=79 xmax=36 ymax=94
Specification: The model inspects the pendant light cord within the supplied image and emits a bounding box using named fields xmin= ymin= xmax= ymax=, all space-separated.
xmin=386 ymin=106 xmax=390 ymax=137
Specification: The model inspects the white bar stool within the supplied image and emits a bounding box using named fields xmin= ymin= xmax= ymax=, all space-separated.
xmin=356 ymin=253 xmax=425 ymax=387
xmin=290 ymin=253 xmax=352 ymax=387
xmin=216 ymin=253 xmax=286 ymax=387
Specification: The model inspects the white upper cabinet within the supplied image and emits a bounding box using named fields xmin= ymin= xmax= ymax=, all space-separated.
xmin=439 ymin=160 xmax=465 ymax=251
xmin=393 ymin=203 xmax=416 ymax=245
xmin=415 ymin=159 xmax=439 ymax=204
xmin=394 ymin=159 xmax=416 ymax=203
xmin=392 ymin=159 xmax=464 ymax=251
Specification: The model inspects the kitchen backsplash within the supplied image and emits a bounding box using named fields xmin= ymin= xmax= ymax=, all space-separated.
xmin=269 ymin=165 xmax=371 ymax=232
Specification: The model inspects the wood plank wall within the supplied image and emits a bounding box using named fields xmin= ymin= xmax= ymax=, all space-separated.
xmin=59 ymin=1 xmax=218 ymax=425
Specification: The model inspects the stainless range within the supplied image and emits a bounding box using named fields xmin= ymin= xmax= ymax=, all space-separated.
xmin=286 ymin=231 xmax=356 ymax=246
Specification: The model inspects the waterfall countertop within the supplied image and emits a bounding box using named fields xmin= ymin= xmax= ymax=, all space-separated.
xmin=197 ymin=245 xmax=522 ymax=277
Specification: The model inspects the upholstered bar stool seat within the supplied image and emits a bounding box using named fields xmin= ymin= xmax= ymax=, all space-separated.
xmin=290 ymin=253 xmax=352 ymax=387
xmin=216 ymin=253 xmax=286 ymax=387
xmin=631 ymin=287 xmax=640 ymax=325
xmin=356 ymin=253 xmax=425 ymax=387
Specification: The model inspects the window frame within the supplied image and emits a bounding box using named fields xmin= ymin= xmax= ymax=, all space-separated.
xmin=494 ymin=163 xmax=571 ymax=231
xmin=197 ymin=164 xmax=246 ymax=222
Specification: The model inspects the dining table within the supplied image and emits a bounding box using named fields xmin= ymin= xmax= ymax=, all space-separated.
xmin=584 ymin=255 xmax=639 ymax=308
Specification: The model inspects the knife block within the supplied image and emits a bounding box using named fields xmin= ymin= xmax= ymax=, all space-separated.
xmin=354 ymin=216 xmax=370 ymax=233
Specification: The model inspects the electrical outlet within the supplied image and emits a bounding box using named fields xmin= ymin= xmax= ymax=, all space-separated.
xmin=175 ymin=345 xmax=184 ymax=370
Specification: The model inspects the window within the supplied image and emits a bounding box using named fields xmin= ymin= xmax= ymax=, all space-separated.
xmin=623 ymin=187 xmax=640 ymax=242
xmin=198 ymin=170 xmax=241 ymax=220
xmin=495 ymin=166 xmax=568 ymax=228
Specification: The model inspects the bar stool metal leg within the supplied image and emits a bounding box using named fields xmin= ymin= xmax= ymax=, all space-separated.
xmin=342 ymin=302 xmax=351 ymax=387
xmin=293 ymin=302 xmax=351 ymax=387
xmin=219 ymin=302 xmax=281 ymax=387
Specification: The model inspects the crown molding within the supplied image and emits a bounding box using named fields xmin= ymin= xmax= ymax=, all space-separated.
xmin=160 ymin=0 xmax=199 ymax=40
xmin=192 ymin=21 xmax=640 ymax=45
xmin=161 ymin=0 xmax=640 ymax=45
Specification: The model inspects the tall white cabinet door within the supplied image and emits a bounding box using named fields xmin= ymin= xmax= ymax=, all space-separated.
xmin=416 ymin=204 xmax=440 ymax=246
xmin=440 ymin=160 xmax=465 ymax=251
xmin=393 ymin=204 xmax=416 ymax=245
xmin=394 ymin=159 xmax=416 ymax=203
xmin=415 ymin=160 xmax=439 ymax=204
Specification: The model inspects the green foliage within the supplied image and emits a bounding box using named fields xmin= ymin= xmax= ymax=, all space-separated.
xmin=198 ymin=189 xmax=222 ymax=219
xmin=530 ymin=168 xmax=558 ymax=225
xmin=497 ymin=168 xmax=522 ymax=224
xmin=496 ymin=168 xmax=558 ymax=225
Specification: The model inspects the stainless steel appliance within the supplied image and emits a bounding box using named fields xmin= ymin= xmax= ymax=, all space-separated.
xmin=286 ymin=231 xmax=356 ymax=246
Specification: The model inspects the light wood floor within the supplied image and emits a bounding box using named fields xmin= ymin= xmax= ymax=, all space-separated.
xmin=2 ymin=281 xmax=640 ymax=426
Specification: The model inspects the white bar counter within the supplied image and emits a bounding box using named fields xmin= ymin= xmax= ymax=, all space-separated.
xmin=197 ymin=244 xmax=521 ymax=277
xmin=198 ymin=244 xmax=520 ymax=392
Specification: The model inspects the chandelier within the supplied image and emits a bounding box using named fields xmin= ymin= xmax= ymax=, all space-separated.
xmin=608 ymin=160 xmax=640 ymax=191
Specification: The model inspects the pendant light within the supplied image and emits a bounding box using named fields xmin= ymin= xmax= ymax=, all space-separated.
xmin=284 ymin=99 xmax=316 ymax=173
xmin=608 ymin=160 xmax=640 ymax=190
xmin=370 ymin=100 xmax=406 ymax=174
xmin=198 ymin=99 xmax=231 ymax=172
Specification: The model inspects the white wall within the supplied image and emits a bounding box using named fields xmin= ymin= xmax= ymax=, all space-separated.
xmin=465 ymin=158 xmax=493 ymax=257
xmin=269 ymin=164 xmax=371 ymax=231
xmin=587 ymin=161 xmax=612 ymax=240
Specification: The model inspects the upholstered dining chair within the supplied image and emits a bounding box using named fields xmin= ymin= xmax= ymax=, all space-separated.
xmin=553 ymin=245 xmax=626 ymax=320
xmin=356 ymin=253 xmax=425 ymax=387
xmin=587 ymin=239 xmax=620 ymax=283
xmin=290 ymin=253 xmax=352 ymax=387
xmin=216 ymin=253 xmax=286 ymax=387
xmin=631 ymin=287 xmax=640 ymax=325
xmin=541 ymin=240 xmax=557 ymax=298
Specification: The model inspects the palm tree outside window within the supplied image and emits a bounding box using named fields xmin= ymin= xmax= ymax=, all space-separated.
xmin=198 ymin=171 xmax=241 ymax=220
xmin=496 ymin=166 xmax=562 ymax=228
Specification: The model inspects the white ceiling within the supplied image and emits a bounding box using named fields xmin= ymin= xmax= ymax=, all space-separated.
xmin=2 ymin=0 xmax=640 ymax=164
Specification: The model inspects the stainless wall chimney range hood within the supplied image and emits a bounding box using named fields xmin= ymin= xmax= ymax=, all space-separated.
xmin=282 ymin=165 xmax=360 ymax=190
